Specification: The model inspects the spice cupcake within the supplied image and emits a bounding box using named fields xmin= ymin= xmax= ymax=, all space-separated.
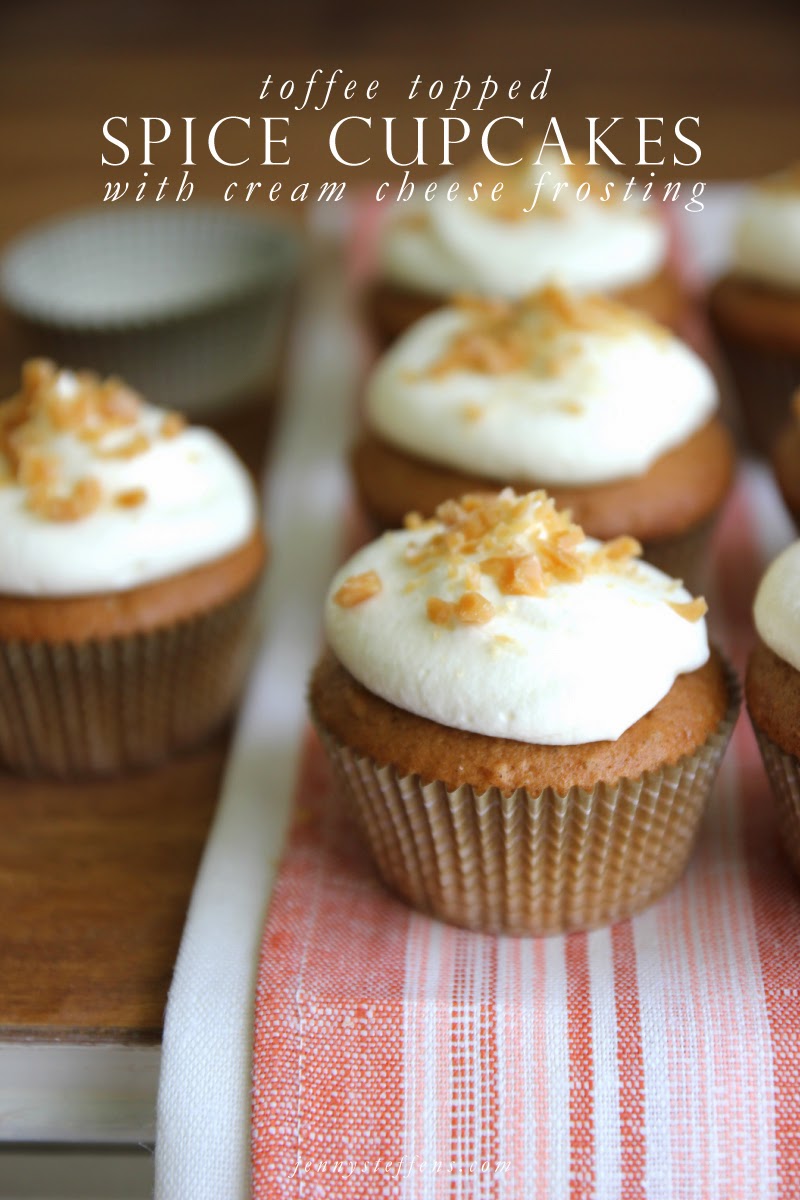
xmin=371 ymin=147 xmax=685 ymax=345
xmin=353 ymin=288 xmax=734 ymax=593
xmin=0 ymin=359 xmax=266 ymax=776
xmin=708 ymin=163 xmax=800 ymax=456
xmin=311 ymin=490 xmax=738 ymax=935
xmin=772 ymin=389 xmax=800 ymax=529
xmin=747 ymin=541 xmax=800 ymax=876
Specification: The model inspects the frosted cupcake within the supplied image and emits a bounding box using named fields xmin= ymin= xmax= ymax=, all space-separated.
xmin=311 ymin=490 xmax=738 ymax=934
xmin=0 ymin=359 xmax=266 ymax=776
xmin=353 ymin=288 xmax=734 ymax=593
xmin=708 ymin=164 xmax=800 ymax=455
xmin=371 ymin=148 xmax=685 ymax=344
xmin=747 ymin=541 xmax=800 ymax=875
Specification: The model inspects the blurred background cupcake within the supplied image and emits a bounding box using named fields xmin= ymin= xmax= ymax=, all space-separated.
xmin=353 ymin=287 xmax=734 ymax=592
xmin=311 ymin=489 xmax=738 ymax=934
xmin=0 ymin=358 xmax=266 ymax=776
xmin=0 ymin=206 xmax=300 ymax=476
xmin=771 ymin=387 xmax=800 ymax=529
xmin=370 ymin=147 xmax=686 ymax=345
xmin=747 ymin=539 xmax=800 ymax=877
xmin=708 ymin=163 xmax=800 ymax=457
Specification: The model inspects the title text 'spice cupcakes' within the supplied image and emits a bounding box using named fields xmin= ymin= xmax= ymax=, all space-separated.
xmin=354 ymin=289 xmax=734 ymax=592
xmin=747 ymin=542 xmax=800 ymax=876
xmin=0 ymin=360 xmax=266 ymax=776
xmin=371 ymin=148 xmax=685 ymax=344
xmin=708 ymin=164 xmax=800 ymax=456
xmin=311 ymin=490 xmax=738 ymax=935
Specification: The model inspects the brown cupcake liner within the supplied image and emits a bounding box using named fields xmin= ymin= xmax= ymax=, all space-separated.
xmin=0 ymin=581 xmax=261 ymax=777
xmin=314 ymin=659 xmax=740 ymax=935
xmin=714 ymin=332 xmax=800 ymax=458
xmin=750 ymin=717 xmax=800 ymax=879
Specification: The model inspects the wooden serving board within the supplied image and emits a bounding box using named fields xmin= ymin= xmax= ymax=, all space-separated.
xmin=0 ymin=735 xmax=228 ymax=1045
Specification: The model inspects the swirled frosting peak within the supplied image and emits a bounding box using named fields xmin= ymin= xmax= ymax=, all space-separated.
xmin=325 ymin=489 xmax=710 ymax=745
xmin=754 ymin=540 xmax=800 ymax=672
xmin=0 ymin=359 xmax=257 ymax=595
xmin=380 ymin=146 xmax=668 ymax=298
xmin=365 ymin=288 xmax=718 ymax=486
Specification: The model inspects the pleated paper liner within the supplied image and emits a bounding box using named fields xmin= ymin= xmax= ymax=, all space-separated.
xmin=0 ymin=580 xmax=261 ymax=777
xmin=314 ymin=659 xmax=740 ymax=936
xmin=751 ymin=718 xmax=800 ymax=880
xmin=714 ymin=331 xmax=800 ymax=458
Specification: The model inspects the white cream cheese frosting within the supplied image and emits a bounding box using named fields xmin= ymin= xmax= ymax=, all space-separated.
xmin=0 ymin=360 xmax=258 ymax=596
xmin=365 ymin=290 xmax=718 ymax=486
xmin=380 ymin=150 xmax=668 ymax=298
xmin=754 ymin=540 xmax=800 ymax=672
xmin=325 ymin=490 xmax=709 ymax=745
xmin=733 ymin=165 xmax=800 ymax=291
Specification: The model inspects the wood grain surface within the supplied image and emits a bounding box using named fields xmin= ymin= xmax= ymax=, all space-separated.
xmin=0 ymin=0 xmax=795 ymax=1044
xmin=0 ymin=734 xmax=226 ymax=1043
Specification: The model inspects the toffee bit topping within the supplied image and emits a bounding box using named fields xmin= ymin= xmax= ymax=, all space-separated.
xmin=409 ymin=489 xmax=647 ymax=630
xmin=427 ymin=596 xmax=455 ymax=625
xmin=601 ymin=535 xmax=643 ymax=562
xmin=97 ymin=380 xmax=141 ymax=426
xmin=28 ymin=476 xmax=103 ymax=522
xmin=96 ymin=431 xmax=151 ymax=460
xmin=422 ymin=287 xmax=666 ymax=381
xmin=0 ymin=360 xmax=189 ymax=524
xmin=115 ymin=487 xmax=148 ymax=509
xmin=668 ymin=597 xmax=708 ymax=623
xmin=18 ymin=450 xmax=59 ymax=491
xmin=455 ymin=591 xmax=495 ymax=624
xmin=426 ymin=591 xmax=496 ymax=627
xmin=162 ymin=411 xmax=187 ymax=439
xmin=334 ymin=569 xmax=382 ymax=608
xmin=481 ymin=553 xmax=546 ymax=597
xmin=403 ymin=510 xmax=427 ymax=531
xmin=22 ymin=357 xmax=57 ymax=394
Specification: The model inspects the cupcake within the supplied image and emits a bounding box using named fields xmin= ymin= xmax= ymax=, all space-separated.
xmin=708 ymin=164 xmax=800 ymax=456
xmin=772 ymin=389 xmax=800 ymax=529
xmin=0 ymin=359 xmax=266 ymax=776
xmin=371 ymin=147 xmax=686 ymax=345
xmin=353 ymin=288 xmax=735 ymax=593
xmin=747 ymin=541 xmax=800 ymax=875
xmin=310 ymin=490 xmax=738 ymax=935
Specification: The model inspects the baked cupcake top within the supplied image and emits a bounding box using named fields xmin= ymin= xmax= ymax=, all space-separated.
xmin=0 ymin=359 xmax=258 ymax=596
xmin=365 ymin=288 xmax=717 ymax=486
xmin=754 ymin=540 xmax=800 ymax=671
xmin=325 ymin=489 xmax=709 ymax=745
xmin=380 ymin=147 xmax=668 ymax=299
xmin=733 ymin=163 xmax=800 ymax=291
